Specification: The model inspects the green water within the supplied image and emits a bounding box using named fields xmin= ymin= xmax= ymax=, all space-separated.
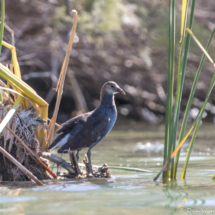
xmin=1 ymin=121 xmax=215 ymax=215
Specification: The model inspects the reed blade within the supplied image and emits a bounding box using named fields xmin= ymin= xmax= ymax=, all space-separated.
xmin=170 ymin=0 xmax=191 ymax=179
xmin=180 ymin=0 xmax=188 ymax=43
xmin=181 ymin=30 xmax=215 ymax=178
xmin=163 ymin=0 xmax=176 ymax=179
xmin=109 ymin=166 xmax=152 ymax=173
xmin=171 ymin=0 xmax=195 ymax=178
xmin=182 ymin=74 xmax=215 ymax=178
xmin=173 ymin=28 xmax=215 ymax=177
xmin=187 ymin=28 xmax=215 ymax=66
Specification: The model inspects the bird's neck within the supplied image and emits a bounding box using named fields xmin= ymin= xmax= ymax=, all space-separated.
xmin=100 ymin=94 xmax=115 ymax=107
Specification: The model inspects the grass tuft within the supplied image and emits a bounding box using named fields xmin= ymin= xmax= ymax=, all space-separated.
xmin=154 ymin=0 xmax=215 ymax=181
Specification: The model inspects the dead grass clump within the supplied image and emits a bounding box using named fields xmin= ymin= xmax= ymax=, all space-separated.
xmin=0 ymin=98 xmax=49 ymax=181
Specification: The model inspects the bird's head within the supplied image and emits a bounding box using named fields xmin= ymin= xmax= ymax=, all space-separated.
xmin=101 ymin=81 xmax=125 ymax=96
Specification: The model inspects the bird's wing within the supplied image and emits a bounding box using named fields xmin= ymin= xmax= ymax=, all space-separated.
xmin=58 ymin=110 xmax=110 ymax=152
xmin=48 ymin=112 xmax=92 ymax=150
xmin=56 ymin=112 xmax=92 ymax=134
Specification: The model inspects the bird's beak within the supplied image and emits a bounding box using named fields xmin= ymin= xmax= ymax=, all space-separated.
xmin=117 ymin=87 xmax=126 ymax=95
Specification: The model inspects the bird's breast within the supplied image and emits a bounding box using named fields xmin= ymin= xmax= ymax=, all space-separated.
xmin=105 ymin=107 xmax=117 ymax=131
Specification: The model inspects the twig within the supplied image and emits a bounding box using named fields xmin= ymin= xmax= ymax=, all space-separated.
xmin=1 ymin=120 xmax=57 ymax=179
xmin=45 ymin=39 xmax=63 ymax=104
xmin=153 ymin=160 xmax=169 ymax=181
xmin=47 ymin=118 xmax=60 ymax=128
xmin=22 ymin=71 xmax=58 ymax=83
xmin=66 ymin=68 xmax=88 ymax=112
xmin=42 ymin=152 xmax=76 ymax=175
xmin=0 ymin=146 xmax=43 ymax=186
xmin=47 ymin=10 xmax=78 ymax=148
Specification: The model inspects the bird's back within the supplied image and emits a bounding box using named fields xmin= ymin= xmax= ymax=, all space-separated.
xmin=58 ymin=104 xmax=117 ymax=153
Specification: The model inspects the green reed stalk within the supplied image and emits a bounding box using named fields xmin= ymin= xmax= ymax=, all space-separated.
xmin=163 ymin=0 xmax=175 ymax=180
xmin=0 ymin=0 xmax=5 ymax=54
xmin=182 ymin=72 xmax=215 ymax=178
xmin=171 ymin=0 xmax=195 ymax=179
xmin=170 ymin=0 xmax=190 ymax=179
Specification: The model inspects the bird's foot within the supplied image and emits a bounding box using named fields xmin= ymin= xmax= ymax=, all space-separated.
xmin=87 ymin=173 xmax=94 ymax=178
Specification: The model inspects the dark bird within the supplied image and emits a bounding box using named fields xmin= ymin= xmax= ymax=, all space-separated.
xmin=48 ymin=81 xmax=125 ymax=174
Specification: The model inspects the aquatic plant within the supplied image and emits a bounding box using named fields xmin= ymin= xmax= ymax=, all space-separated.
xmin=155 ymin=0 xmax=215 ymax=181
xmin=0 ymin=1 xmax=79 ymax=184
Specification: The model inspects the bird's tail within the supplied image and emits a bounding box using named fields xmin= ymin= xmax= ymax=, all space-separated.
xmin=48 ymin=133 xmax=67 ymax=150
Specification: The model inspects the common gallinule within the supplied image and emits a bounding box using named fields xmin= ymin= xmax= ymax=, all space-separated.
xmin=48 ymin=81 xmax=125 ymax=174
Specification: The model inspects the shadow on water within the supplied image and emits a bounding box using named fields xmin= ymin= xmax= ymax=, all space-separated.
xmin=1 ymin=121 xmax=215 ymax=214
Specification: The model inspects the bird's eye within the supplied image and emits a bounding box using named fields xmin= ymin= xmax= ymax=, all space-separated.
xmin=111 ymin=85 xmax=114 ymax=88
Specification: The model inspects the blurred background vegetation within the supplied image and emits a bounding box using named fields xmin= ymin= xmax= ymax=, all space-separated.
xmin=1 ymin=0 xmax=215 ymax=124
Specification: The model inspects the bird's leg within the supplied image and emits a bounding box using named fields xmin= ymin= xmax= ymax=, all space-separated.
xmin=69 ymin=149 xmax=81 ymax=175
xmin=56 ymin=153 xmax=63 ymax=175
xmin=76 ymin=150 xmax=80 ymax=162
xmin=72 ymin=151 xmax=81 ymax=175
xmin=87 ymin=149 xmax=93 ymax=174
xmin=68 ymin=148 xmax=73 ymax=168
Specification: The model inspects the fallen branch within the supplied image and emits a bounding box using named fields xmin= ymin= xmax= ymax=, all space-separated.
xmin=0 ymin=146 xmax=43 ymax=186
xmin=42 ymin=152 xmax=76 ymax=175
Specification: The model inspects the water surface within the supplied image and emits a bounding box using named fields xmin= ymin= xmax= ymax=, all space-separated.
xmin=1 ymin=121 xmax=215 ymax=215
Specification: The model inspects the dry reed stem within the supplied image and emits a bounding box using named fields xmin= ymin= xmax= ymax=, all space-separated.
xmin=0 ymin=146 xmax=43 ymax=186
xmin=47 ymin=118 xmax=61 ymax=128
xmin=187 ymin=28 xmax=215 ymax=67
xmin=47 ymin=10 xmax=78 ymax=148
